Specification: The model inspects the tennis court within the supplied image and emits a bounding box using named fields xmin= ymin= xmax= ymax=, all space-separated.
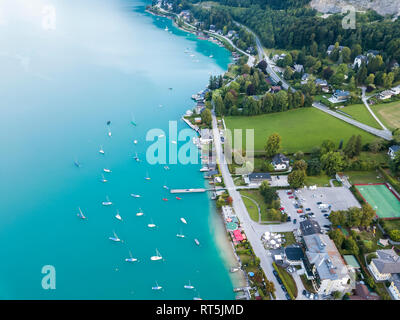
xmin=355 ymin=184 xmax=400 ymax=219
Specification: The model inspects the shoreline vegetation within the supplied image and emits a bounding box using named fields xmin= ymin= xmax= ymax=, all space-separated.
xmin=146 ymin=5 xmax=249 ymax=294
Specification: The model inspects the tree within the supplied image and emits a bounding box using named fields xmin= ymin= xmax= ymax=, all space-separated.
xmin=389 ymin=230 xmax=400 ymax=241
xmin=344 ymin=135 xmax=356 ymax=158
xmin=273 ymin=90 xmax=288 ymax=112
xmin=288 ymin=170 xmax=306 ymax=189
xmin=293 ymin=159 xmax=307 ymax=172
xmin=201 ymin=108 xmax=212 ymax=126
xmin=259 ymin=181 xmax=278 ymax=204
xmin=307 ymin=158 xmax=322 ymax=176
xmin=265 ymin=133 xmax=282 ymax=157
xmin=341 ymin=47 xmax=351 ymax=63
xmin=320 ymin=140 xmax=336 ymax=155
xmin=360 ymin=204 xmax=376 ymax=227
xmin=329 ymin=228 xmax=345 ymax=247
xmin=365 ymin=73 xmax=375 ymax=85
xmin=329 ymin=211 xmax=347 ymax=227
xmin=369 ymin=138 xmax=384 ymax=153
xmin=321 ymin=151 xmax=345 ymax=176
xmin=265 ymin=280 xmax=275 ymax=294
xmin=355 ymin=135 xmax=362 ymax=156
xmin=343 ymin=237 xmax=359 ymax=255
xmin=332 ymin=291 xmax=342 ymax=300
xmin=216 ymin=196 xmax=225 ymax=208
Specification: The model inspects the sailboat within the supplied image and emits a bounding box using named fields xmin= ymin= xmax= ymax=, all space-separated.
xmin=101 ymin=174 xmax=107 ymax=183
xmin=115 ymin=210 xmax=122 ymax=221
xmin=136 ymin=208 xmax=144 ymax=216
xmin=144 ymin=172 xmax=151 ymax=180
xmin=180 ymin=217 xmax=187 ymax=224
xmin=133 ymin=139 xmax=138 ymax=144
xmin=164 ymin=26 xmax=168 ymax=31
xmin=150 ymin=249 xmax=163 ymax=261
xmin=194 ymin=238 xmax=200 ymax=246
xmin=102 ymin=196 xmax=112 ymax=206
xmin=148 ymin=219 xmax=156 ymax=228
xmin=103 ymin=168 xmax=112 ymax=173
xmin=164 ymin=165 xmax=170 ymax=170
xmin=184 ymin=281 xmax=194 ymax=290
xmin=108 ymin=129 xmax=112 ymax=137
xmin=99 ymin=145 xmax=105 ymax=154
xmin=130 ymin=114 xmax=137 ymax=126
xmin=133 ymin=152 xmax=140 ymax=162
xmin=152 ymin=281 xmax=162 ymax=290
xmin=163 ymin=185 xmax=169 ymax=190
xmin=176 ymin=197 xmax=182 ymax=200
xmin=131 ymin=193 xmax=141 ymax=198
xmin=109 ymin=231 xmax=121 ymax=242
xmin=125 ymin=250 xmax=138 ymax=262
xmin=74 ymin=160 xmax=81 ymax=168
xmin=176 ymin=230 xmax=185 ymax=238
xmin=77 ymin=207 xmax=86 ymax=219
xmin=193 ymin=293 xmax=202 ymax=300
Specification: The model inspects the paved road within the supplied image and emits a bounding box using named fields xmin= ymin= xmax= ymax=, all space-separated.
xmin=361 ymin=86 xmax=389 ymax=131
xmin=212 ymin=112 xmax=287 ymax=300
xmin=313 ymin=101 xmax=393 ymax=140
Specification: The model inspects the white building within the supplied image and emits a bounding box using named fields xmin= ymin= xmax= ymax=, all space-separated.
xmin=271 ymin=153 xmax=289 ymax=171
xmin=368 ymin=249 xmax=400 ymax=282
xmin=353 ymin=55 xmax=368 ymax=68
xmin=388 ymin=145 xmax=400 ymax=159
xmin=389 ymin=279 xmax=400 ymax=300
xmin=303 ymin=233 xmax=354 ymax=295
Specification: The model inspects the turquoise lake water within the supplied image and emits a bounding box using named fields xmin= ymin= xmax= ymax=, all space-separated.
xmin=0 ymin=0 xmax=234 ymax=299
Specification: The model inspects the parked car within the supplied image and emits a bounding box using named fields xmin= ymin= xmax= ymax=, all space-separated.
xmin=277 ymin=277 xmax=283 ymax=285
xmin=323 ymin=225 xmax=331 ymax=230
xmin=309 ymin=212 xmax=315 ymax=217
xmin=317 ymin=202 xmax=322 ymax=205
xmin=289 ymin=196 xmax=294 ymax=199
xmin=299 ymin=214 xmax=306 ymax=218
xmin=273 ymin=270 xmax=278 ymax=277
xmin=323 ymin=214 xmax=329 ymax=218
xmin=287 ymin=216 xmax=291 ymax=222
xmin=285 ymin=293 xmax=291 ymax=300
xmin=280 ymin=207 xmax=285 ymax=211
xmin=309 ymin=293 xmax=314 ymax=299
xmin=293 ymin=219 xmax=297 ymax=224
xmin=287 ymin=191 xmax=292 ymax=195
xmin=321 ymin=209 xmax=328 ymax=213
xmin=302 ymin=290 xmax=307 ymax=296
xmin=281 ymin=285 xmax=287 ymax=292
xmin=297 ymin=209 xmax=303 ymax=213
xmin=305 ymin=208 xmax=311 ymax=211
xmin=313 ymin=294 xmax=318 ymax=300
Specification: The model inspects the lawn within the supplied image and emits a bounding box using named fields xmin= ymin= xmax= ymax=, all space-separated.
xmin=338 ymin=104 xmax=381 ymax=129
xmin=371 ymin=101 xmax=400 ymax=130
xmin=280 ymin=232 xmax=296 ymax=247
xmin=382 ymin=219 xmax=400 ymax=231
xmin=224 ymin=108 xmax=375 ymax=153
xmin=241 ymin=195 xmax=260 ymax=222
xmin=346 ymin=170 xmax=385 ymax=185
xmin=305 ymin=174 xmax=332 ymax=187
xmin=274 ymin=263 xmax=298 ymax=299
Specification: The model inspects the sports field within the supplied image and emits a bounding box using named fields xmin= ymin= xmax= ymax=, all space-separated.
xmin=355 ymin=184 xmax=400 ymax=219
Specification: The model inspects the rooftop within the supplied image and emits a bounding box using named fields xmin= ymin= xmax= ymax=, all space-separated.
xmin=371 ymin=249 xmax=400 ymax=274
xmin=300 ymin=219 xmax=322 ymax=236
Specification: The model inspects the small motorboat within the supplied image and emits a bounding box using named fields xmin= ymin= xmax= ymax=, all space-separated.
xmin=133 ymin=152 xmax=140 ymax=161
xmin=176 ymin=197 xmax=182 ymax=200
xmin=133 ymin=140 xmax=138 ymax=144
xmin=115 ymin=210 xmax=122 ymax=221
xmin=101 ymin=174 xmax=107 ymax=183
xmin=158 ymin=134 xmax=165 ymax=138
xmin=152 ymin=281 xmax=162 ymax=290
xmin=136 ymin=208 xmax=144 ymax=216
xmin=164 ymin=165 xmax=170 ymax=170
xmin=74 ymin=161 xmax=81 ymax=168
xmin=176 ymin=233 xmax=185 ymax=238
xmin=180 ymin=218 xmax=187 ymax=224
xmin=102 ymin=196 xmax=112 ymax=206
xmin=163 ymin=185 xmax=169 ymax=190
xmin=162 ymin=198 xmax=168 ymax=201
xmin=108 ymin=130 xmax=112 ymax=137
xmin=171 ymin=140 xmax=177 ymax=144
xmin=148 ymin=223 xmax=156 ymax=228
xmin=184 ymin=281 xmax=194 ymax=290
xmin=99 ymin=145 xmax=105 ymax=154
xmin=103 ymin=168 xmax=111 ymax=173
xmin=130 ymin=194 xmax=141 ymax=198
xmin=194 ymin=238 xmax=200 ymax=246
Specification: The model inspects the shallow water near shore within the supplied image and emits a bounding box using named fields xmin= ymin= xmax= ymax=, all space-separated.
xmin=0 ymin=0 xmax=236 ymax=299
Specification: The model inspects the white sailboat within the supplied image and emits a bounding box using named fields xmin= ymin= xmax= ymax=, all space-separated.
xmin=101 ymin=174 xmax=107 ymax=183
xmin=77 ymin=207 xmax=86 ymax=219
xmin=131 ymin=114 xmax=137 ymax=126
xmin=148 ymin=219 xmax=156 ymax=228
xmin=108 ymin=129 xmax=112 ymax=137
xmin=133 ymin=139 xmax=138 ymax=144
xmin=176 ymin=229 xmax=185 ymax=238
xmin=180 ymin=217 xmax=187 ymax=224
xmin=125 ymin=250 xmax=138 ymax=262
xmin=99 ymin=145 xmax=105 ymax=154
xmin=109 ymin=231 xmax=121 ymax=242
xmin=115 ymin=210 xmax=122 ymax=221
xmin=131 ymin=193 xmax=141 ymax=198
xmin=144 ymin=172 xmax=151 ymax=180
xmin=184 ymin=281 xmax=194 ymax=290
xmin=150 ymin=249 xmax=162 ymax=261
xmin=152 ymin=281 xmax=162 ymax=290
xmin=133 ymin=152 xmax=140 ymax=162
xmin=136 ymin=208 xmax=144 ymax=216
xmin=102 ymin=196 xmax=112 ymax=206
xmin=103 ymin=168 xmax=112 ymax=173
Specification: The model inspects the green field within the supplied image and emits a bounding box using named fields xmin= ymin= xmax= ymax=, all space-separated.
xmin=371 ymin=101 xmax=400 ymax=130
xmin=339 ymin=104 xmax=381 ymax=129
xmin=224 ymin=108 xmax=375 ymax=153
xmin=355 ymin=184 xmax=400 ymax=219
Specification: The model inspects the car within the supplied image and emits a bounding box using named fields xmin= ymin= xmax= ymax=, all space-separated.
xmin=294 ymin=204 xmax=299 ymax=209
xmin=309 ymin=212 xmax=315 ymax=216
xmin=309 ymin=293 xmax=314 ymax=299
xmin=277 ymin=277 xmax=283 ymax=285
xmin=277 ymin=175 xmax=280 ymax=180
xmin=280 ymin=207 xmax=285 ymax=211
xmin=302 ymin=290 xmax=307 ymax=296
xmin=289 ymin=196 xmax=294 ymax=199
xmin=299 ymin=214 xmax=305 ymax=218
xmin=317 ymin=201 xmax=322 ymax=205
xmin=293 ymin=219 xmax=297 ymax=224
xmin=305 ymin=292 xmax=310 ymax=298
xmin=285 ymin=293 xmax=291 ymax=300
xmin=321 ymin=209 xmax=328 ymax=213
xmin=313 ymin=294 xmax=318 ymax=300
xmin=273 ymin=270 xmax=278 ymax=277
xmin=281 ymin=285 xmax=287 ymax=292
xmin=297 ymin=209 xmax=303 ymax=213
xmin=324 ymin=214 xmax=329 ymax=218
xmin=287 ymin=216 xmax=291 ymax=222
xmin=287 ymin=191 xmax=292 ymax=195
xmin=305 ymin=208 xmax=311 ymax=211
xmin=323 ymin=224 xmax=330 ymax=229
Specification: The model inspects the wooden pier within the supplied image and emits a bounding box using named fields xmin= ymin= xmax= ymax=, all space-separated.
xmin=170 ymin=188 xmax=207 ymax=194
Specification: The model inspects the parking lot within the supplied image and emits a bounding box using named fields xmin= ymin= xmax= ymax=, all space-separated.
xmin=278 ymin=187 xmax=361 ymax=230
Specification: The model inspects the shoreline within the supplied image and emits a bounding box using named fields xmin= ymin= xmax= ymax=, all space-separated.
xmin=146 ymin=6 xmax=247 ymax=292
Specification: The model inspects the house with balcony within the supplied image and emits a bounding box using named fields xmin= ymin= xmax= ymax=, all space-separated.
xmin=368 ymin=249 xmax=400 ymax=282
xmin=271 ymin=153 xmax=289 ymax=171
xmin=389 ymin=278 xmax=400 ymax=300
xmin=302 ymin=233 xmax=354 ymax=295
xmin=388 ymin=145 xmax=400 ymax=159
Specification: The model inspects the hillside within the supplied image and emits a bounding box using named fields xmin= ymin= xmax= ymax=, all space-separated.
xmin=310 ymin=0 xmax=400 ymax=17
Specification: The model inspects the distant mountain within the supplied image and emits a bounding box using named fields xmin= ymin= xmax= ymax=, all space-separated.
xmin=310 ymin=0 xmax=400 ymax=17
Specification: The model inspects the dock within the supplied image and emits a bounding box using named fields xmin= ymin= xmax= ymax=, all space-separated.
xmin=170 ymin=188 xmax=207 ymax=194
xmin=181 ymin=117 xmax=200 ymax=134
